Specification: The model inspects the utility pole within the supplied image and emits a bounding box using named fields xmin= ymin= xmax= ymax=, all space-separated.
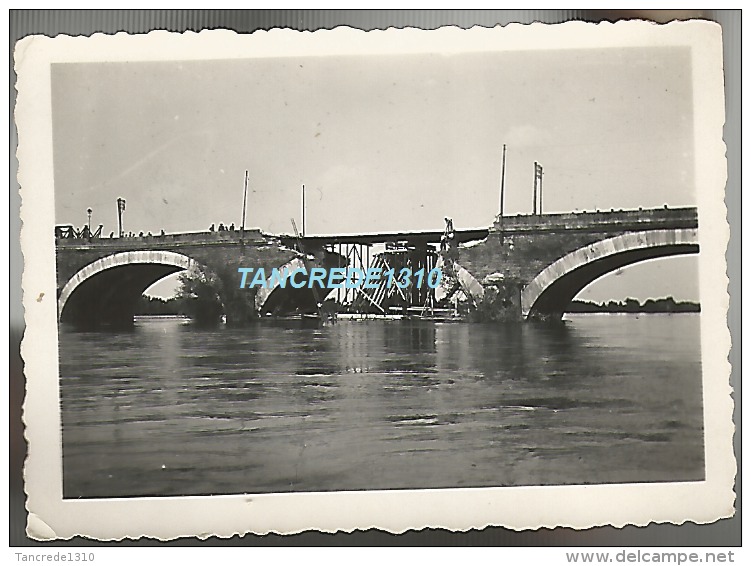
xmin=499 ymin=144 xmax=507 ymax=226
xmin=241 ymin=170 xmax=249 ymax=237
xmin=533 ymin=162 xmax=538 ymax=215
xmin=116 ymin=198 xmax=126 ymax=237
xmin=301 ymin=184 xmax=306 ymax=237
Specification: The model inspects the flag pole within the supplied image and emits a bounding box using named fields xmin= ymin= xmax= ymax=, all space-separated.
xmin=241 ymin=170 xmax=248 ymax=236
xmin=533 ymin=161 xmax=538 ymax=215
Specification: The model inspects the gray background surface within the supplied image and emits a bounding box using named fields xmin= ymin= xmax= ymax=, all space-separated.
xmin=9 ymin=9 xmax=741 ymax=546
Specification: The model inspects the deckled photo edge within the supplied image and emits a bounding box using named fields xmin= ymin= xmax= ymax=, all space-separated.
xmin=16 ymin=21 xmax=733 ymax=540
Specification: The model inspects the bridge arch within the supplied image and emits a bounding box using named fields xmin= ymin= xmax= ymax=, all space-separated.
xmin=58 ymin=250 xmax=206 ymax=327
xmin=521 ymin=229 xmax=699 ymax=320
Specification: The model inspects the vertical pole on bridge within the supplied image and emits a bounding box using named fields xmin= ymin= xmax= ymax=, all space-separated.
xmin=499 ymin=144 xmax=506 ymax=232
xmin=302 ymin=184 xmax=306 ymax=237
xmin=533 ymin=161 xmax=538 ymax=215
xmin=241 ymin=170 xmax=248 ymax=235
xmin=534 ymin=162 xmax=544 ymax=215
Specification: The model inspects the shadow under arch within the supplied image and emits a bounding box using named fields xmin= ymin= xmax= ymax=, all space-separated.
xmin=58 ymin=250 xmax=216 ymax=328
xmin=254 ymin=257 xmax=309 ymax=315
xmin=255 ymin=253 xmax=345 ymax=316
xmin=522 ymin=229 xmax=699 ymax=320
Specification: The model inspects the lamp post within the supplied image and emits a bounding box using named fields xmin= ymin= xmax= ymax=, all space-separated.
xmin=87 ymin=208 xmax=92 ymax=234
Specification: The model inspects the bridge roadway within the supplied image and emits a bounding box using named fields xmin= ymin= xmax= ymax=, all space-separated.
xmin=279 ymin=228 xmax=489 ymax=248
xmin=55 ymin=207 xmax=699 ymax=326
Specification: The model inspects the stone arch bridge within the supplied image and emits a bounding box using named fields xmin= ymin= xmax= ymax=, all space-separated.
xmin=55 ymin=207 xmax=698 ymax=327
xmin=455 ymin=207 xmax=698 ymax=320
xmin=55 ymin=230 xmax=305 ymax=327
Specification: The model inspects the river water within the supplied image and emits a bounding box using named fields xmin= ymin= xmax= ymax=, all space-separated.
xmin=59 ymin=314 xmax=704 ymax=498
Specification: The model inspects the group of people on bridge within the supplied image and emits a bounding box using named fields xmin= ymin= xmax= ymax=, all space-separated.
xmin=209 ymin=222 xmax=236 ymax=232
xmin=56 ymin=221 xmax=252 ymax=241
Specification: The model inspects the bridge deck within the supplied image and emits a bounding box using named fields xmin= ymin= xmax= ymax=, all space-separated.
xmin=54 ymin=207 xmax=698 ymax=249
xmin=495 ymin=207 xmax=698 ymax=233
xmin=279 ymin=229 xmax=489 ymax=248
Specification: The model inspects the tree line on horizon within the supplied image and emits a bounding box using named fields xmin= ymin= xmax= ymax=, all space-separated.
xmin=135 ymin=291 xmax=700 ymax=317
xmin=567 ymin=297 xmax=700 ymax=313
xmin=137 ymin=266 xmax=224 ymax=323
xmin=135 ymin=295 xmax=190 ymax=316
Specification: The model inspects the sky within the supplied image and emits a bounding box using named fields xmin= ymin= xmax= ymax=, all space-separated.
xmin=51 ymin=45 xmax=699 ymax=301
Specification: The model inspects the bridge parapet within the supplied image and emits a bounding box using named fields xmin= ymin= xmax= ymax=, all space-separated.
xmin=493 ymin=207 xmax=698 ymax=234
xmin=55 ymin=228 xmax=270 ymax=249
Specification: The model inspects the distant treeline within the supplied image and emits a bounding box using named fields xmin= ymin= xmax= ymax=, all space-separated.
xmin=567 ymin=297 xmax=700 ymax=313
xmin=135 ymin=295 xmax=188 ymax=315
xmin=136 ymin=266 xmax=225 ymax=324
xmin=137 ymin=294 xmax=700 ymax=316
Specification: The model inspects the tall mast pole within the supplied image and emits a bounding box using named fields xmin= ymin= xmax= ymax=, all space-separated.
xmin=241 ymin=170 xmax=248 ymax=235
xmin=533 ymin=161 xmax=538 ymax=215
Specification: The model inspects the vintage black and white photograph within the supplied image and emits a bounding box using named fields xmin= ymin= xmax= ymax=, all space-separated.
xmin=18 ymin=23 xmax=732 ymax=538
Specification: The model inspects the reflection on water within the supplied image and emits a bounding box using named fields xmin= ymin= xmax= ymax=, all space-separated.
xmin=59 ymin=315 xmax=704 ymax=498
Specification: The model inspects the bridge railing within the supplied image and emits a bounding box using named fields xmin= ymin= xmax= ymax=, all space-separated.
xmin=55 ymin=228 xmax=269 ymax=248
xmin=54 ymin=206 xmax=699 ymax=249
xmin=494 ymin=206 xmax=698 ymax=233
